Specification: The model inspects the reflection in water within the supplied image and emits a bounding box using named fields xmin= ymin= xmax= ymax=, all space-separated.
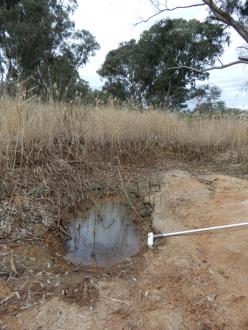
xmin=65 ymin=202 xmax=141 ymax=267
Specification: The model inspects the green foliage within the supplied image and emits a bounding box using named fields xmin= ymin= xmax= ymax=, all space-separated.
xmin=98 ymin=18 xmax=229 ymax=109
xmin=0 ymin=0 xmax=20 ymax=10
xmin=0 ymin=0 xmax=99 ymax=100
xmin=191 ymin=84 xmax=226 ymax=113
xmin=98 ymin=39 xmax=142 ymax=103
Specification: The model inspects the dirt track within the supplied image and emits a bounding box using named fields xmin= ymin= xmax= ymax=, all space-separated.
xmin=2 ymin=168 xmax=248 ymax=329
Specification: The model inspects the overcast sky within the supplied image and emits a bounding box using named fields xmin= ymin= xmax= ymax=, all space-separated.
xmin=74 ymin=0 xmax=248 ymax=109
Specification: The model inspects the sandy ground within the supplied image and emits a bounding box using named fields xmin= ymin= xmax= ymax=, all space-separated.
xmin=2 ymin=168 xmax=248 ymax=329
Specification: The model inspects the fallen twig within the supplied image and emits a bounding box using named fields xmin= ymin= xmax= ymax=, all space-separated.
xmin=0 ymin=272 xmax=9 ymax=278
xmin=104 ymin=296 xmax=130 ymax=305
xmin=9 ymin=250 xmax=18 ymax=275
xmin=0 ymin=292 xmax=16 ymax=305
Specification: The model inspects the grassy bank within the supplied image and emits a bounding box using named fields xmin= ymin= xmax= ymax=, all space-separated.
xmin=1 ymin=97 xmax=248 ymax=168
xmin=1 ymin=96 xmax=248 ymax=239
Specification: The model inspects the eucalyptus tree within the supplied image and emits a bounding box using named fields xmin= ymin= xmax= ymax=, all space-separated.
xmin=0 ymin=0 xmax=99 ymax=100
xmin=149 ymin=0 xmax=248 ymax=71
xmin=99 ymin=18 xmax=228 ymax=109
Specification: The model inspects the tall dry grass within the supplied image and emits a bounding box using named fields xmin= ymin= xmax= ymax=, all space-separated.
xmin=1 ymin=96 xmax=248 ymax=167
xmin=1 ymin=96 xmax=248 ymax=237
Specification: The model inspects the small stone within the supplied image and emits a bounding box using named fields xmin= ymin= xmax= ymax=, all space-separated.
xmin=207 ymin=293 xmax=216 ymax=302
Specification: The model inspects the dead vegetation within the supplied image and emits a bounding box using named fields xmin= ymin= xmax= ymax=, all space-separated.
xmin=1 ymin=97 xmax=248 ymax=167
xmin=2 ymin=96 xmax=248 ymax=328
xmin=0 ymin=96 xmax=248 ymax=235
xmin=1 ymin=96 xmax=248 ymax=238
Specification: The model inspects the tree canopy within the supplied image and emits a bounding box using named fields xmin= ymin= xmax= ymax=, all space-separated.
xmin=190 ymin=84 xmax=226 ymax=113
xmin=149 ymin=1 xmax=248 ymax=70
xmin=0 ymin=0 xmax=99 ymax=100
xmin=98 ymin=18 xmax=228 ymax=109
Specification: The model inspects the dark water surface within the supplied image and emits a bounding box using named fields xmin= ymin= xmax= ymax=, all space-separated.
xmin=65 ymin=202 xmax=142 ymax=267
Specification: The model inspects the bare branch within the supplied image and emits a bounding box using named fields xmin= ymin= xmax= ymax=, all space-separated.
xmin=144 ymin=1 xmax=248 ymax=45
xmin=216 ymin=55 xmax=223 ymax=66
xmin=202 ymin=0 xmax=248 ymax=43
xmin=154 ymin=3 xmax=206 ymax=12
xmin=203 ymin=59 xmax=248 ymax=71
xmin=237 ymin=46 xmax=248 ymax=51
xmin=239 ymin=56 xmax=248 ymax=62
xmin=167 ymin=60 xmax=248 ymax=73
xmin=134 ymin=3 xmax=206 ymax=25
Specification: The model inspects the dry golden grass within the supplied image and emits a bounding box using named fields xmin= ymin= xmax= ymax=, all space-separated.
xmin=1 ymin=96 xmax=248 ymax=167
xmin=1 ymin=96 xmax=248 ymax=237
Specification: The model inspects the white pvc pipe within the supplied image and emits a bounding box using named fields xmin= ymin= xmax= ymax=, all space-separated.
xmin=147 ymin=221 xmax=248 ymax=248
